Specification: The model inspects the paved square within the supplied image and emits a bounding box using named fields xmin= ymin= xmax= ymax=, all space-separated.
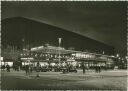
xmin=1 ymin=70 xmax=127 ymax=90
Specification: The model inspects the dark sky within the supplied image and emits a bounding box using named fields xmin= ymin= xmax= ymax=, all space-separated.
xmin=1 ymin=1 xmax=127 ymax=56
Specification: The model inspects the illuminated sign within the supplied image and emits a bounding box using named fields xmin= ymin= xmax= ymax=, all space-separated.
xmin=67 ymin=59 xmax=75 ymax=62
xmin=21 ymin=57 xmax=34 ymax=60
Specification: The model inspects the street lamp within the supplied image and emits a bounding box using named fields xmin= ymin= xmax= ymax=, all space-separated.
xmin=103 ymin=51 xmax=105 ymax=54
xmin=58 ymin=38 xmax=62 ymax=64
xmin=116 ymin=53 xmax=119 ymax=57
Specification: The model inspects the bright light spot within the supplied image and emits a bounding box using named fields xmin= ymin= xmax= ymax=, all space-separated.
xmin=0 ymin=57 xmax=3 ymax=61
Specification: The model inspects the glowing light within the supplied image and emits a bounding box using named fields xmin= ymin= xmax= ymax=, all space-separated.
xmin=111 ymin=55 xmax=115 ymax=57
xmin=72 ymin=54 xmax=75 ymax=56
xmin=116 ymin=54 xmax=119 ymax=57
xmin=21 ymin=57 xmax=34 ymax=60
xmin=35 ymin=54 xmax=37 ymax=57
xmin=0 ymin=57 xmax=3 ymax=61
xmin=6 ymin=62 xmax=13 ymax=66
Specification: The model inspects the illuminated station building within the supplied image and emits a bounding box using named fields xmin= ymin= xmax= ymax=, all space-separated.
xmin=1 ymin=17 xmax=119 ymax=69
xmin=20 ymin=44 xmax=116 ymax=69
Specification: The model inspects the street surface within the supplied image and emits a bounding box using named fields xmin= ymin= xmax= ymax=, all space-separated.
xmin=1 ymin=69 xmax=127 ymax=90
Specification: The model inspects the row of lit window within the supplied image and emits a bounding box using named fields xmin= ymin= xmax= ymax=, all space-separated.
xmin=72 ymin=53 xmax=95 ymax=59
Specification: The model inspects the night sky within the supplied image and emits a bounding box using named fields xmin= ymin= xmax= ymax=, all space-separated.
xmin=1 ymin=1 xmax=127 ymax=56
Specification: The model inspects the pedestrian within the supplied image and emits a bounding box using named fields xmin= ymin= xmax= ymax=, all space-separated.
xmin=6 ymin=64 xmax=10 ymax=72
xmin=25 ymin=65 xmax=29 ymax=75
xmin=1 ymin=65 xmax=5 ymax=71
xmin=82 ymin=62 xmax=85 ymax=74
xmin=36 ymin=62 xmax=40 ymax=78
xmin=15 ymin=65 xmax=18 ymax=71
xmin=95 ymin=65 xmax=98 ymax=73
xmin=98 ymin=65 xmax=101 ymax=73
xmin=30 ymin=65 xmax=33 ymax=73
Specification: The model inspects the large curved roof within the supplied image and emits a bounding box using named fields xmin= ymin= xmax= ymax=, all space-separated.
xmin=1 ymin=1 xmax=127 ymax=56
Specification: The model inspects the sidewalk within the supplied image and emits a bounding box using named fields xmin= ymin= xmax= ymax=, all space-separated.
xmin=1 ymin=69 xmax=127 ymax=77
xmin=62 ymin=69 xmax=128 ymax=77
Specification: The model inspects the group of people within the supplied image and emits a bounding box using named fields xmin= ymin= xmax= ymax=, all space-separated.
xmin=24 ymin=64 xmax=34 ymax=75
xmin=13 ymin=65 xmax=20 ymax=71
xmin=1 ymin=64 xmax=10 ymax=72
xmin=24 ymin=62 xmax=41 ymax=77
xmin=95 ymin=65 xmax=101 ymax=73
xmin=1 ymin=62 xmax=103 ymax=76
xmin=81 ymin=63 xmax=102 ymax=74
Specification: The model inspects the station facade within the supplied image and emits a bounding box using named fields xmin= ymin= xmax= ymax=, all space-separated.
xmin=19 ymin=44 xmax=116 ymax=69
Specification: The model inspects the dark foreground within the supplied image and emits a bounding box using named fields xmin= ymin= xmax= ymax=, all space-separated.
xmin=1 ymin=70 xmax=127 ymax=90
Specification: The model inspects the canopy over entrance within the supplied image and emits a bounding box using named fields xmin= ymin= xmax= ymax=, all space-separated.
xmin=31 ymin=45 xmax=79 ymax=54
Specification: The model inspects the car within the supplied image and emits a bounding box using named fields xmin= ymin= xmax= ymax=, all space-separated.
xmin=68 ymin=67 xmax=77 ymax=73
xmin=41 ymin=68 xmax=48 ymax=72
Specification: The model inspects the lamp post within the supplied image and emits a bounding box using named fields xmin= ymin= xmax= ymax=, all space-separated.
xmin=103 ymin=51 xmax=104 ymax=55
xmin=116 ymin=53 xmax=120 ymax=69
xmin=58 ymin=38 xmax=62 ymax=64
